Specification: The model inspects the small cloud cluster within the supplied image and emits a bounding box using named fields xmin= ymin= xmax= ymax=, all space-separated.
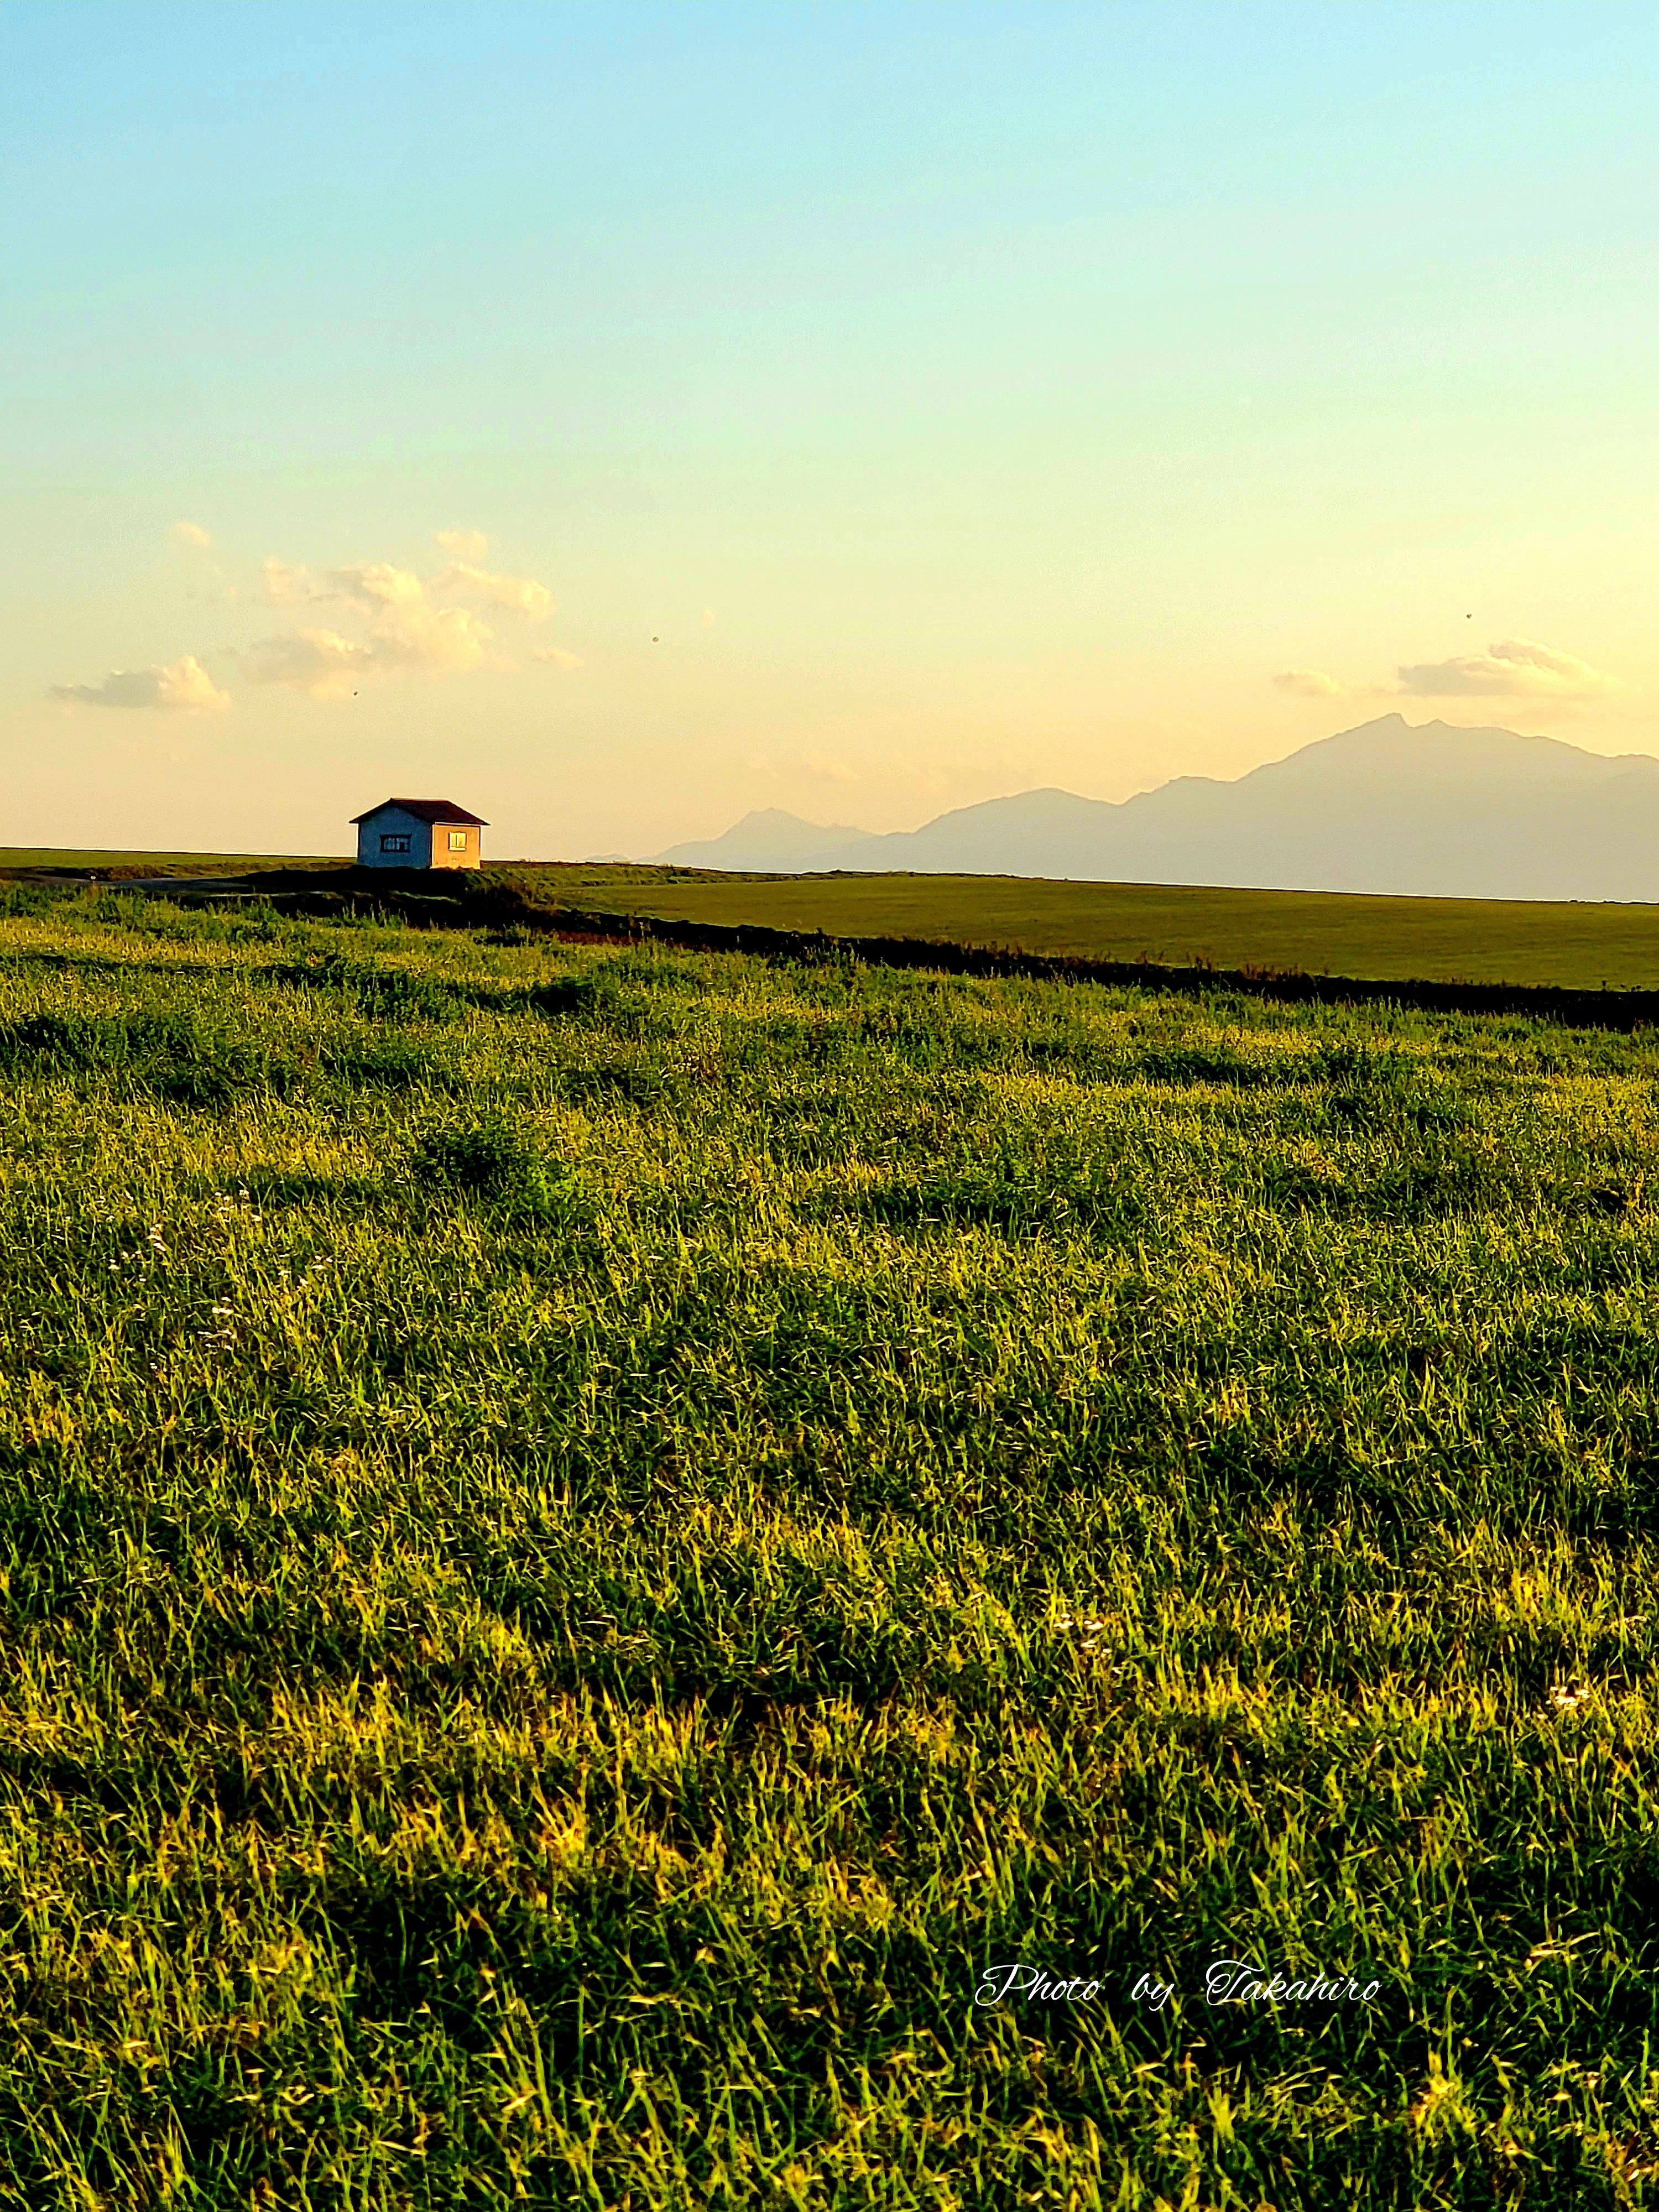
xmin=240 ymin=630 xmax=375 ymax=695
xmin=53 ymin=656 xmax=229 ymax=713
xmin=53 ymin=525 xmax=578 ymax=709
xmin=336 ymin=561 xmax=437 ymax=611
xmin=1272 ymin=638 xmax=1616 ymax=706
xmin=244 ymin=540 xmax=558 ymax=697
xmin=256 ymin=557 xmax=318 ymax=606
xmin=1395 ymin=638 xmax=1614 ymax=700
xmin=245 ymin=562 xmax=498 ymax=697
xmin=436 ymin=560 xmax=554 ymax=622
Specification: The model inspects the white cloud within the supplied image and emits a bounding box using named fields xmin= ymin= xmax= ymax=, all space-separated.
xmin=1273 ymin=668 xmax=1344 ymax=697
xmin=328 ymin=562 xmax=428 ymax=611
xmin=63 ymin=533 xmax=547 ymax=717
xmin=243 ymin=593 xmax=498 ymax=695
xmin=370 ymin=601 xmax=494 ymax=675
xmin=434 ymin=528 xmax=489 ymax=562
xmin=436 ymin=560 xmax=554 ymax=622
xmin=1395 ymin=638 xmax=1615 ymax=700
xmin=244 ymin=546 xmax=544 ymax=698
xmin=241 ymin=628 xmax=375 ymax=698
xmin=51 ymin=655 xmax=230 ymax=711
xmin=267 ymin=556 xmax=438 ymax=615
xmin=257 ymin=557 xmax=320 ymax=606
xmin=532 ymin=644 xmax=583 ymax=670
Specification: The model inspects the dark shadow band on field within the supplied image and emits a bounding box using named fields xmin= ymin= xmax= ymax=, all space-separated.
xmin=131 ymin=868 xmax=1659 ymax=1034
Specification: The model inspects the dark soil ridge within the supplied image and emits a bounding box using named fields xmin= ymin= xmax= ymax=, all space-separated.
xmin=90 ymin=865 xmax=1659 ymax=1032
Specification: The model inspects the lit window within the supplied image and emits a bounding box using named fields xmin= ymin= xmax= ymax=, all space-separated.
xmin=447 ymin=830 xmax=469 ymax=851
xmin=380 ymin=833 xmax=411 ymax=853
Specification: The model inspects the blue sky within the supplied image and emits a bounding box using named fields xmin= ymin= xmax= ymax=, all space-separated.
xmin=4 ymin=0 xmax=1658 ymax=856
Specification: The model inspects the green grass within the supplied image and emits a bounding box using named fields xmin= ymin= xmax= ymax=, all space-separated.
xmin=3 ymin=881 xmax=1659 ymax=2207
xmin=0 ymin=848 xmax=340 ymax=879
xmin=13 ymin=851 xmax=1659 ymax=989
xmin=500 ymin=865 xmax=1659 ymax=991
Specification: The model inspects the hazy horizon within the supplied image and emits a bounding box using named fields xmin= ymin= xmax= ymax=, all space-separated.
xmin=6 ymin=2 xmax=1659 ymax=859
xmin=654 ymin=712 xmax=1659 ymax=855
xmin=643 ymin=712 xmax=1659 ymax=902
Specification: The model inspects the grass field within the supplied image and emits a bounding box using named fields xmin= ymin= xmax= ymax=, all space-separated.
xmin=507 ymin=867 xmax=1659 ymax=992
xmin=11 ymin=849 xmax=1659 ymax=990
xmin=0 ymin=850 xmax=341 ymax=879
xmin=4 ymin=881 xmax=1659 ymax=2207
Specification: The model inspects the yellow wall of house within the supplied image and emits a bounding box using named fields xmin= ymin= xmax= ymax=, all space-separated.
xmin=428 ymin=825 xmax=482 ymax=870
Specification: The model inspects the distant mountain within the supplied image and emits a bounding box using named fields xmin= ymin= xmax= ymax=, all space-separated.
xmin=654 ymin=807 xmax=883 ymax=871
xmin=652 ymin=718 xmax=1659 ymax=901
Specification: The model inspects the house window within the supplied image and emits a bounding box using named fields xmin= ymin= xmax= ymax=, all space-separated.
xmin=379 ymin=833 xmax=411 ymax=853
xmin=447 ymin=830 xmax=469 ymax=851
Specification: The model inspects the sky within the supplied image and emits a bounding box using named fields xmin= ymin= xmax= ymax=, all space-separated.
xmin=4 ymin=0 xmax=1659 ymax=860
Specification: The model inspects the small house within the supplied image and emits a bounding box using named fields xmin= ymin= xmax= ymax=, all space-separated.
xmin=351 ymin=798 xmax=488 ymax=870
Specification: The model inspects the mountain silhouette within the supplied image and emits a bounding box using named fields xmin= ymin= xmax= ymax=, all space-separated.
xmin=655 ymin=807 xmax=883 ymax=872
xmin=652 ymin=717 xmax=1659 ymax=901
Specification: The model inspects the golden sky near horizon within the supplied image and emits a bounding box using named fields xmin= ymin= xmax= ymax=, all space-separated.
xmin=4 ymin=2 xmax=1658 ymax=858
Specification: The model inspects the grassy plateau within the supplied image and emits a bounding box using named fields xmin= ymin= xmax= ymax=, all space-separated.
xmin=2 ymin=882 xmax=1659 ymax=2207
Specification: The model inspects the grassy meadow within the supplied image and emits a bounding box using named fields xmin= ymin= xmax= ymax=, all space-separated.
xmin=3 ymin=883 xmax=1659 ymax=2206
xmin=508 ymin=868 xmax=1659 ymax=991
xmin=0 ymin=852 xmax=340 ymax=880
xmin=13 ymin=851 xmax=1659 ymax=988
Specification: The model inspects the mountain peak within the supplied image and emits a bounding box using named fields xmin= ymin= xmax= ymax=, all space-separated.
xmin=727 ymin=807 xmax=838 ymax=830
xmin=653 ymin=718 xmax=1659 ymax=898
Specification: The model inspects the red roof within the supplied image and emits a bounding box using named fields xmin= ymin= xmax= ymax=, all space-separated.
xmin=351 ymin=797 xmax=488 ymax=827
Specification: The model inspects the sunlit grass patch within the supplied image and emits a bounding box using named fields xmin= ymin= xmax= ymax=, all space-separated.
xmin=2 ymin=895 xmax=1659 ymax=2203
